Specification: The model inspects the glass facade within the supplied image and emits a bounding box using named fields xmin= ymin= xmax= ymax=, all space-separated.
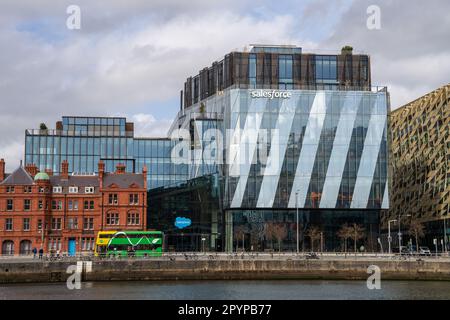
xmin=226 ymin=209 xmax=380 ymax=252
xmin=222 ymin=89 xmax=388 ymax=210
xmin=25 ymin=117 xmax=189 ymax=189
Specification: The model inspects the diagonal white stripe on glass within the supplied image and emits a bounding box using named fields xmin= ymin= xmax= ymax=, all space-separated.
xmin=288 ymin=92 xmax=327 ymax=208
xmin=226 ymin=90 xmax=242 ymax=165
xmin=320 ymin=94 xmax=362 ymax=208
xmin=381 ymin=183 xmax=389 ymax=209
xmin=351 ymin=95 xmax=387 ymax=208
xmin=230 ymin=98 xmax=267 ymax=208
xmin=257 ymin=98 xmax=297 ymax=208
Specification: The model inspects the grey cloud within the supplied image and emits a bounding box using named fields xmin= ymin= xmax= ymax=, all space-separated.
xmin=322 ymin=0 xmax=450 ymax=108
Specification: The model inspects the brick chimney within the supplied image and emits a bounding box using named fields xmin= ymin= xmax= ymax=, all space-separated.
xmin=142 ymin=165 xmax=147 ymax=189
xmin=25 ymin=163 xmax=38 ymax=177
xmin=98 ymin=161 xmax=105 ymax=189
xmin=45 ymin=168 xmax=53 ymax=176
xmin=61 ymin=160 xmax=69 ymax=180
xmin=0 ymin=159 xmax=5 ymax=182
xmin=115 ymin=163 xmax=126 ymax=174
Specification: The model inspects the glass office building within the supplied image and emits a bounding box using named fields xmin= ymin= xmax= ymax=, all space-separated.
xmin=25 ymin=116 xmax=189 ymax=190
xmin=24 ymin=45 xmax=389 ymax=252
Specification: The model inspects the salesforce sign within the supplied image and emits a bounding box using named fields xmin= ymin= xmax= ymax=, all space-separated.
xmin=250 ymin=89 xmax=292 ymax=99
xmin=175 ymin=217 xmax=192 ymax=229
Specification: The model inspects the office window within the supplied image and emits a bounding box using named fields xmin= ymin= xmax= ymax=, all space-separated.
xmin=315 ymin=55 xmax=337 ymax=82
xmin=83 ymin=217 xmax=94 ymax=230
xmin=84 ymin=200 xmax=94 ymax=210
xmin=85 ymin=186 xmax=95 ymax=194
xmin=129 ymin=194 xmax=139 ymax=205
xmin=6 ymin=199 xmax=13 ymax=211
xmin=67 ymin=217 xmax=78 ymax=229
xmin=69 ymin=186 xmax=78 ymax=194
xmin=127 ymin=213 xmax=140 ymax=226
xmin=23 ymin=218 xmax=30 ymax=231
xmin=108 ymin=194 xmax=118 ymax=205
xmin=38 ymin=200 xmax=43 ymax=210
xmin=5 ymin=218 xmax=13 ymax=231
xmin=106 ymin=213 xmax=119 ymax=225
xmin=37 ymin=219 xmax=42 ymax=230
xmin=53 ymin=186 xmax=62 ymax=193
xmin=51 ymin=200 xmax=63 ymax=210
xmin=23 ymin=186 xmax=32 ymax=193
xmin=81 ymin=238 xmax=94 ymax=251
xmin=24 ymin=199 xmax=31 ymax=211
xmin=278 ymin=55 xmax=293 ymax=89
xmin=51 ymin=218 xmax=62 ymax=230
xmin=249 ymin=54 xmax=257 ymax=88
xmin=68 ymin=200 xmax=78 ymax=211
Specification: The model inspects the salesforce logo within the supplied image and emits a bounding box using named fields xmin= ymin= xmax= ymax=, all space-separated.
xmin=175 ymin=217 xmax=192 ymax=229
xmin=250 ymin=89 xmax=292 ymax=99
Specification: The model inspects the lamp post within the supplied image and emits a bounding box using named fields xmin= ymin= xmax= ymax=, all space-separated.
xmin=388 ymin=219 xmax=397 ymax=255
xmin=295 ymin=190 xmax=299 ymax=254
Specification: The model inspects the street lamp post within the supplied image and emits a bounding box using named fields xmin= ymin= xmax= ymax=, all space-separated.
xmin=295 ymin=190 xmax=299 ymax=254
xmin=388 ymin=219 xmax=397 ymax=255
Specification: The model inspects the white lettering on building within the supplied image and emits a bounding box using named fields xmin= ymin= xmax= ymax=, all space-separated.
xmin=250 ymin=90 xmax=292 ymax=99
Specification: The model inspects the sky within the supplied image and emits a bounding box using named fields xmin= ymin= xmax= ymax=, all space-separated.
xmin=0 ymin=0 xmax=449 ymax=171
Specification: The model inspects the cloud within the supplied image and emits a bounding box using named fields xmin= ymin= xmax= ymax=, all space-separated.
xmin=129 ymin=113 xmax=172 ymax=138
xmin=0 ymin=2 xmax=305 ymax=171
xmin=322 ymin=0 xmax=450 ymax=108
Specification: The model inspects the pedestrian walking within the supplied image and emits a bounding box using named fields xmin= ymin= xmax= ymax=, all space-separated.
xmin=38 ymin=248 xmax=44 ymax=259
xmin=32 ymin=247 xmax=37 ymax=259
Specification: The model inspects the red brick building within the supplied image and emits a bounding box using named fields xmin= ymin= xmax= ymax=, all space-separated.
xmin=0 ymin=159 xmax=147 ymax=256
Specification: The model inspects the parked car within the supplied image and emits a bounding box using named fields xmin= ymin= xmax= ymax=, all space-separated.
xmin=419 ymin=247 xmax=431 ymax=256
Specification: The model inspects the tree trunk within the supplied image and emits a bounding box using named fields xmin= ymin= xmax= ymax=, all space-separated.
xmin=278 ymin=239 xmax=281 ymax=252
xmin=415 ymin=230 xmax=419 ymax=253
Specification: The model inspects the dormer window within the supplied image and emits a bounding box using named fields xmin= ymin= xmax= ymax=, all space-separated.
xmin=69 ymin=186 xmax=78 ymax=194
xmin=85 ymin=186 xmax=95 ymax=194
xmin=53 ymin=186 xmax=62 ymax=193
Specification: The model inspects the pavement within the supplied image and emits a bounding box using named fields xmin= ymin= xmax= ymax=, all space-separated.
xmin=1 ymin=252 xmax=450 ymax=263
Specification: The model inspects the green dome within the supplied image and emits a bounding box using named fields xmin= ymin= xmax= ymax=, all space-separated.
xmin=34 ymin=172 xmax=50 ymax=181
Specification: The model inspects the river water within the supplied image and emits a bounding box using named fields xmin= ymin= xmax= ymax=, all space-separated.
xmin=1 ymin=280 xmax=450 ymax=300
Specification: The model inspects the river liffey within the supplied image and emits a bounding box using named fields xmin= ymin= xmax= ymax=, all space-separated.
xmin=2 ymin=280 xmax=450 ymax=300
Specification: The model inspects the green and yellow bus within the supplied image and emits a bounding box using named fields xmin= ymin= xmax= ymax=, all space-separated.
xmin=94 ymin=231 xmax=164 ymax=258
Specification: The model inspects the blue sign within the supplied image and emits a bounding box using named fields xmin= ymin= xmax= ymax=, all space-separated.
xmin=175 ymin=217 xmax=191 ymax=229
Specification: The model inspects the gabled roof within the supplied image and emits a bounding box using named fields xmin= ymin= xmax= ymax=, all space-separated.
xmin=0 ymin=166 xmax=34 ymax=185
xmin=103 ymin=173 xmax=144 ymax=189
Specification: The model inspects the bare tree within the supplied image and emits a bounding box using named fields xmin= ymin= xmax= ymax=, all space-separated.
xmin=337 ymin=224 xmax=353 ymax=253
xmin=234 ymin=226 xmax=246 ymax=252
xmin=271 ymin=224 xmax=287 ymax=252
xmin=348 ymin=224 xmax=365 ymax=253
xmin=408 ymin=220 xmax=425 ymax=252
xmin=306 ymin=226 xmax=321 ymax=252
xmin=264 ymin=223 xmax=275 ymax=250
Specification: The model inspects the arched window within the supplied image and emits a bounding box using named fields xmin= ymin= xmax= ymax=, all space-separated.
xmin=2 ymin=240 xmax=14 ymax=255
xmin=20 ymin=240 xmax=32 ymax=255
